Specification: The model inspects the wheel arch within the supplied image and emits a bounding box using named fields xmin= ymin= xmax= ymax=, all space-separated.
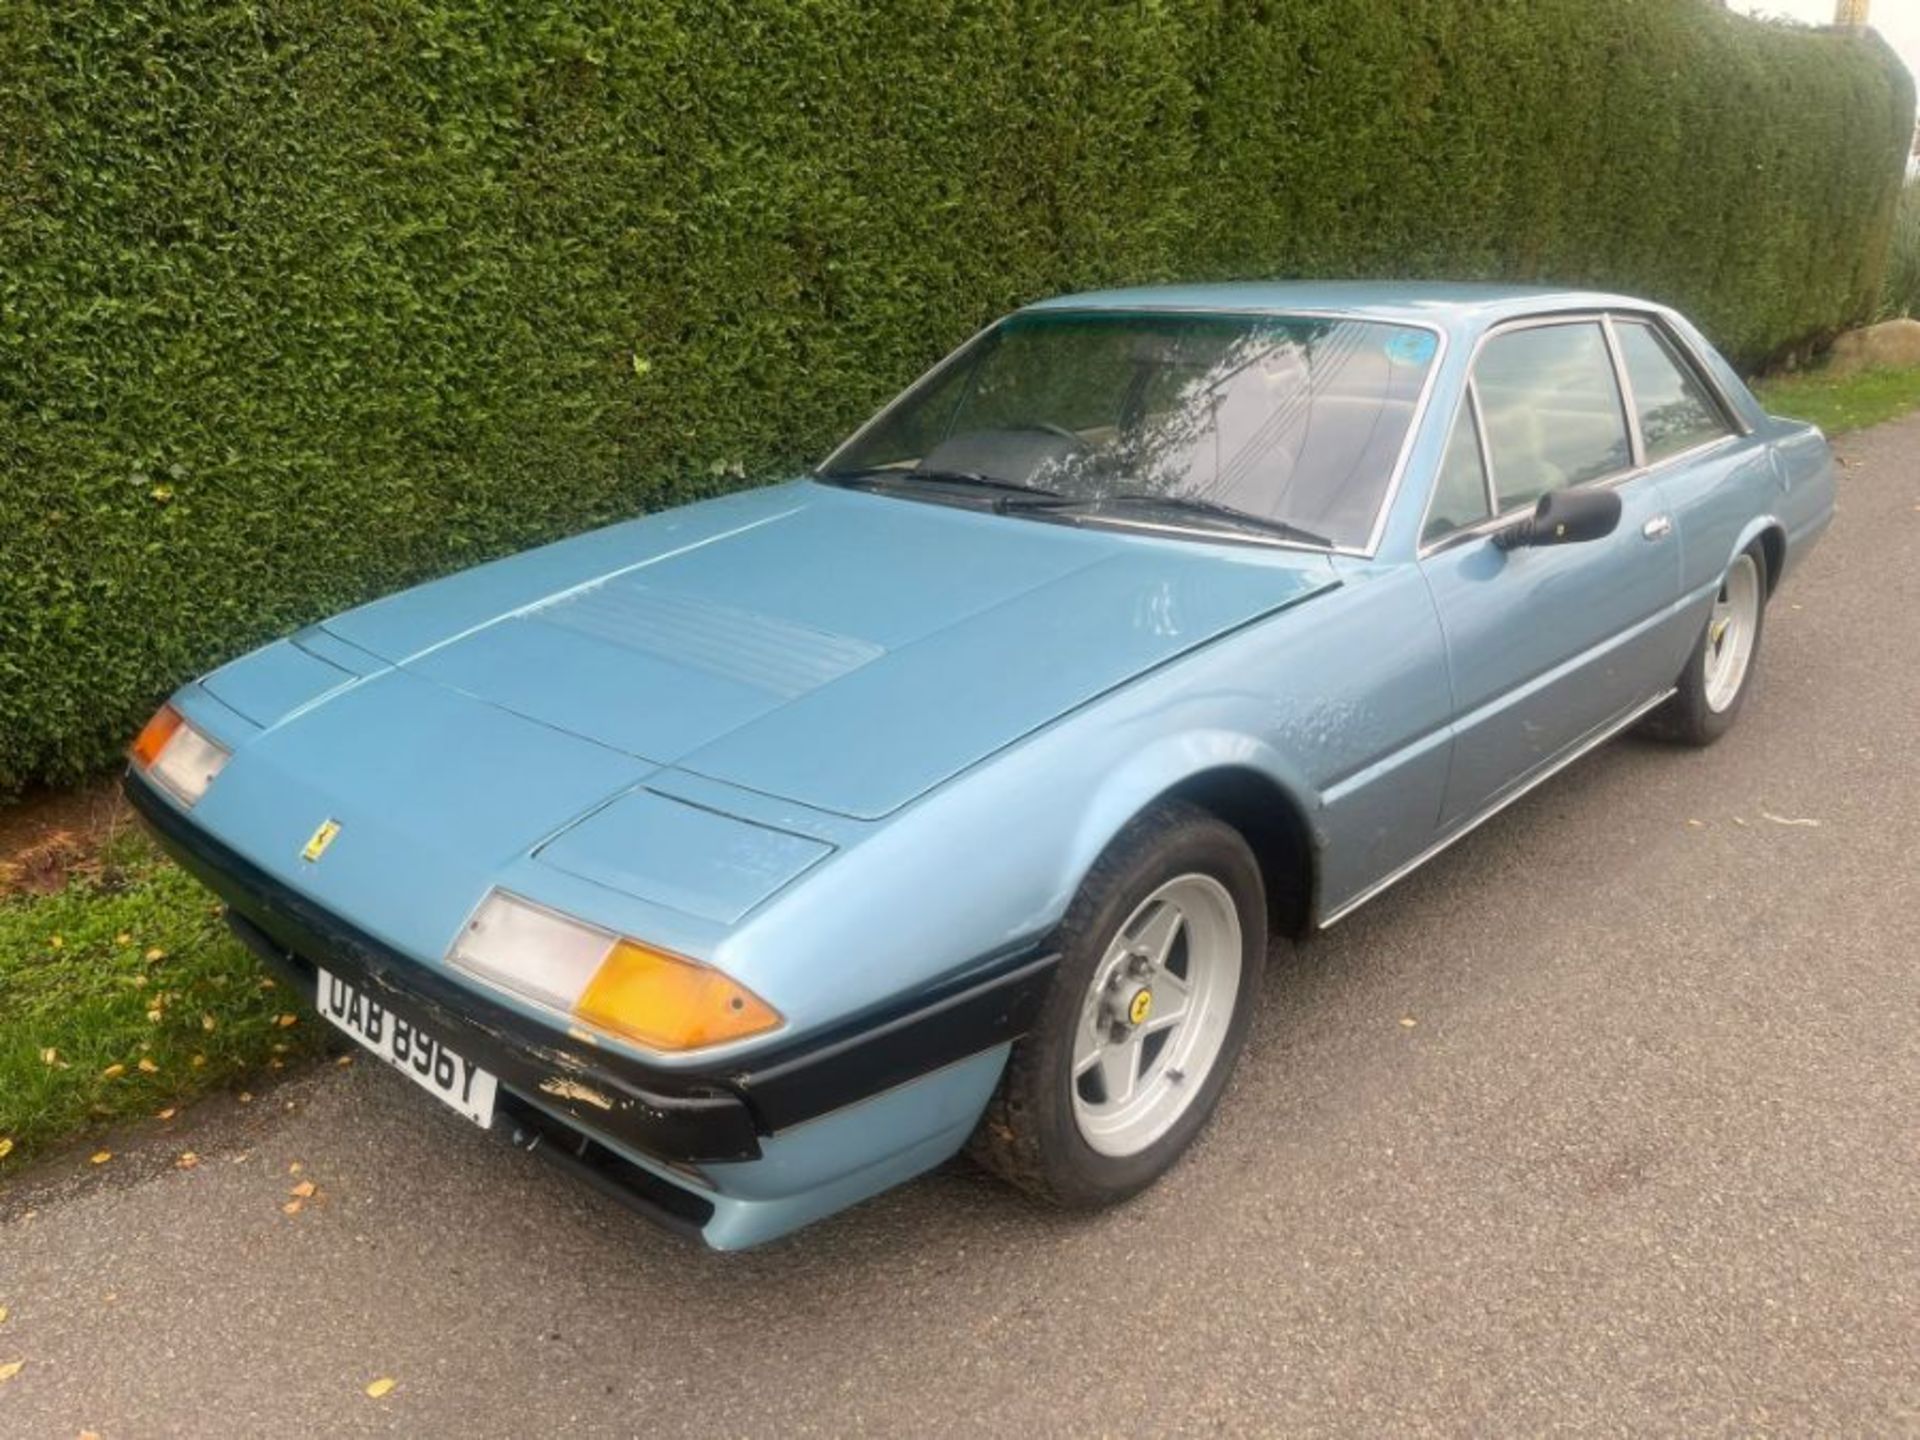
xmin=1730 ymin=514 xmax=1788 ymax=598
xmin=1064 ymin=738 xmax=1324 ymax=943
xmin=1158 ymin=766 xmax=1320 ymax=938
xmin=1756 ymin=524 xmax=1786 ymax=597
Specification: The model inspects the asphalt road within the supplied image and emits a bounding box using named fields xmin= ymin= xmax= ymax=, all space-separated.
xmin=4 ymin=416 xmax=1917 ymax=1438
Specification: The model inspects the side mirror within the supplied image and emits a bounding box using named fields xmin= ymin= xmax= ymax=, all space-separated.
xmin=1494 ymin=487 xmax=1622 ymax=550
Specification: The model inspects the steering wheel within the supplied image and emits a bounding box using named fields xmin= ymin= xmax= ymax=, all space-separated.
xmin=1027 ymin=422 xmax=1088 ymax=451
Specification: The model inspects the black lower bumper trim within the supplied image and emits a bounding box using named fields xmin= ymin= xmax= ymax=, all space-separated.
xmin=494 ymin=1091 xmax=715 ymax=1239
xmin=126 ymin=768 xmax=1058 ymax=1165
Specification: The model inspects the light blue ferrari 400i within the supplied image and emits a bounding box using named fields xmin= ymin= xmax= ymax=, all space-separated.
xmin=127 ymin=283 xmax=1833 ymax=1248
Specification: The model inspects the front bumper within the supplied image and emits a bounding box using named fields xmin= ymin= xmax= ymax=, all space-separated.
xmin=126 ymin=770 xmax=1055 ymax=1239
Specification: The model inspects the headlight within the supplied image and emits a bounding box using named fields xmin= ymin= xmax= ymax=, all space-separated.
xmin=130 ymin=704 xmax=230 ymax=807
xmin=448 ymin=891 xmax=781 ymax=1054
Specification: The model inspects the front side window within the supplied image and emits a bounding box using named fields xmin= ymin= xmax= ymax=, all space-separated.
xmin=824 ymin=311 xmax=1441 ymax=550
xmin=1614 ymin=319 xmax=1733 ymax=463
xmin=1423 ymin=385 xmax=1493 ymax=543
xmin=1473 ymin=322 xmax=1631 ymax=510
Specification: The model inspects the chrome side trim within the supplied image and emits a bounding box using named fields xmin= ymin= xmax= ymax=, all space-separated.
xmin=1602 ymin=314 xmax=1647 ymax=469
xmin=1469 ymin=379 xmax=1496 ymax=514
xmin=1317 ymin=686 xmax=1677 ymax=929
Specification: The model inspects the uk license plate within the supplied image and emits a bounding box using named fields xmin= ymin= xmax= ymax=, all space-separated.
xmin=316 ymin=967 xmax=497 ymax=1127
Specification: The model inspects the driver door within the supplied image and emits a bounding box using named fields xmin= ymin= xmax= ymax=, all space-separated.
xmin=1418 ymin=318 xmax=1682 ymax=828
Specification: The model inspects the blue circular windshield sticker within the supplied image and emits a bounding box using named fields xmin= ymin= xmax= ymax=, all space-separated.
xmin=1386 ymin=331 xmax=1438 ymax=366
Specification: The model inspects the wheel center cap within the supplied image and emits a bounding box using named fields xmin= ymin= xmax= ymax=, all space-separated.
xmin=1126 ymin=987 xmax=1154 ymax=1027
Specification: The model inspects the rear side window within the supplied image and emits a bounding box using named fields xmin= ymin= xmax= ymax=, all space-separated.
xmin=1473 ymin=323 xmax=1631 ymax=509
xmin=1613 ymin=319 xmax=1734 ymax=463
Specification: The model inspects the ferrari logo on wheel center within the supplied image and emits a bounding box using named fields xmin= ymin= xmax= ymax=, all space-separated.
xmin=1127 ymin=988 xmax=1154 ymax=1027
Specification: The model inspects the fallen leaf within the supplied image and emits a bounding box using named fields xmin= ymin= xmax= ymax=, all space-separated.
xmin=282 ymin=1198 xmax=304 ymax=1216
xmin=0 ymin=1139 xmax=12 ymax=1160
xmin=47 ymin=935 xmax=63 ymax=949
xmin=335 ymin=1054 xmax=354 ymax=1067
xmin=1760 ymin=811 xmax=1821 ymax=828
xmin=101 ymin=1063 xmax=126 ymax=1080
xmin=190 ymin=1054 xmax=207 ymax=1069
xmin=0 ymin=1359 xmax=23 ymax=1383
xmin=115 ymin=932 xmax=133 ymax=945
xmin=289 ymin=1161 xmax=302 ymax=1175
xmin=276 ymin=1013 xmax=298 ymax=1029
xmin=1399 ymin=1016 xmax=1418 ymax=1028
xmin=156 ymin=1107 xmax=176 ymax=1120
xmin=89 ymin=1151 xmax=111 ymax=1166
xmin=1685 ymin=818 xmax=1704 ymax=828
xmin=365 ymin=1377 xmax=397 ymax=1399
xmin=290 ymin=1181 xmax=317 ymax=1202
xmin=176 ymin=1152 xmax=200 ymax=1170
xmin=146 ymin=1008 xmax=164 ymax=1024
xmin=137 ymin=1058 xmax=159 ymax=1074
xmin=238 ymin=1091 xmax=253 ymax=1104
xmin=201 ymin=1014 xmax=217 ymax=1032
xmin=39 ymin=1048 xmax=58 ymax=1066
xmin=145 ymin=947 xmax=166 ymax=962
xmin=0 ymin=1306 xmax=8 ymax=1324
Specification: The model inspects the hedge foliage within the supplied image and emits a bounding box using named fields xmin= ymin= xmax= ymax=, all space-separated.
xmin=0 ymin=1 xmax=1911 ymax=791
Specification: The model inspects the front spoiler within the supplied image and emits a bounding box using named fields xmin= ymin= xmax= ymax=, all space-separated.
xmin=125 ymin=770 xmax=1056 ymax=1173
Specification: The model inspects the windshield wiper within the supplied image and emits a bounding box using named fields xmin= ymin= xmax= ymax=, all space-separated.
xmin=821 ymin=467 xmax=1060 ymax=499
xmin=1001 ymin=491 xmax=1334 ymax=549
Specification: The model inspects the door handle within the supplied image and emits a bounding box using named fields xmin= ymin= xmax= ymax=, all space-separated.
xmin=1642 ymin=514 xmax=1673 ymax=541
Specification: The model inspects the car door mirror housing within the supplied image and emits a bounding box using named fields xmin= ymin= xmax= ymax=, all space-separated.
xmin=1494 ymin=487 xmax=1623 ymax=550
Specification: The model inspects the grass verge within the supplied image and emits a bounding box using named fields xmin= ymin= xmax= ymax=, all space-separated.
xmin=0 ymin=828 xmax=326 ymax=1176
xmin=1754 ymin=364 xmax=1920 ymax=436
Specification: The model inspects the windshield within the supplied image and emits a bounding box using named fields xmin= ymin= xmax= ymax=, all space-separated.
xmin=822 ymin=310 xmax=1440 ymax=550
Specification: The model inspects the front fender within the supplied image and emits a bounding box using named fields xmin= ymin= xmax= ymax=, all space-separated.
xmin=1063 ymin=727 xmax=1322 ymax=899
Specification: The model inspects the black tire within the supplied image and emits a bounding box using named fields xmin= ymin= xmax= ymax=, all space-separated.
xmin=1641 ymin=541 xmax=1769 ymax=747
xmin=969 ymin=799 xmax=1266 ymax=1209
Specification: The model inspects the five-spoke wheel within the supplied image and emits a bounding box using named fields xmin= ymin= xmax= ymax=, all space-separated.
xmin=1702 ymin=551 xmax=1763 ymax=714
xmin=970 ymin=800 xmax=1264 ymax=1207
xmin=1070 ymin=874 xmax=1242 ymax=1158
xmin=1644 ymin=540 xmax=1771 ymax=746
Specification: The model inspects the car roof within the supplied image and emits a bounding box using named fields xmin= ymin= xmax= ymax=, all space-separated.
xmin=1020 ymin=280 xmax=1666 ymax=334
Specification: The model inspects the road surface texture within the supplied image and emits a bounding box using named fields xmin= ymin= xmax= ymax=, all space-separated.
xmin=3 ymin=415 xmax=1916 ymax=1438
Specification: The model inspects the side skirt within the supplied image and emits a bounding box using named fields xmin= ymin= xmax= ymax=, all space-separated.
xmin=1317 ymin=687 xmax=1676 ymax=929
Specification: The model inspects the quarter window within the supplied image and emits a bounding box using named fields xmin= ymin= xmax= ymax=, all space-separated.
xmin=1473 ymin=322 xmax=1631 ymax=510
xmin=1423 ymin=388 xmax=1492 ymax=543
xmin=1614 ymin=319 xmax=1733 ymax=463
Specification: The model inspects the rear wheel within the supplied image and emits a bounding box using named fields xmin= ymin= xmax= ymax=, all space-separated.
xmin=1643 ymin=544 xmax=1768 ymax=747
xmin=970 ymin=800 xmax=1265 ymax=1208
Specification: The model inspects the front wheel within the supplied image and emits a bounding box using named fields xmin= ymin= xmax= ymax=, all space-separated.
xmin=1643 ymin=543 xmax=1768 ymax=746
xmin=969 ymin=800 xmax=1265 ymax=1209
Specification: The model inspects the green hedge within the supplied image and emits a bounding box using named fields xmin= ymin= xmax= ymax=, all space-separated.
xmin=0 ymin=1 xmax=1911 ymax=791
